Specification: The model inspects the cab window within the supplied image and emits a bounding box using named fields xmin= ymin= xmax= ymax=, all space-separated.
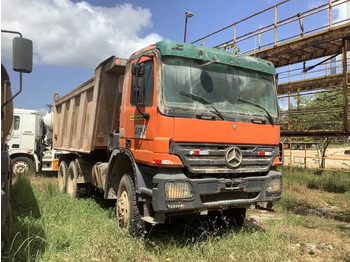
xmin=131 ymin=60 xmax=154 ymax=107
xmin=13 ymin=115 xmax=20 ymax=130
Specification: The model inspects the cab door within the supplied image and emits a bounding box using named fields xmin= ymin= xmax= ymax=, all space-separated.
xmin=120 ymin=56 xmax=158 ymax=163
xmin=8 ymin=114 xmax=21 ymax=151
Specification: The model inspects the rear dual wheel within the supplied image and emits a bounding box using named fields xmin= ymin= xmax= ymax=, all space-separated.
xmin=66 ymin=161 xmax=78 ymax=198
xmin=58 ymin=160 xmax=91 ymax=198
xmin=58 ymin=161 xmax=68 ymax=192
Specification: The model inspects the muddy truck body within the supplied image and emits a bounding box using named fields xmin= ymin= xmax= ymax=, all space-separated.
xmin=1 ymin=31 xmax=33 ymax=246
xmin=54 ymin=40 xmax=282 ymax=234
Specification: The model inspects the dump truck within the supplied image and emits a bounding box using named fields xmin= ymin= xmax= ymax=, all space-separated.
xmin=1 ymin=30 xmax=33 ymax=246
xmin=54 ymin=40 xmax=283 ymax=235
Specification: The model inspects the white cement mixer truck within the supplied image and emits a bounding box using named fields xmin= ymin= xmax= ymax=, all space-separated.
xmin=8 ymin=108 xmax=59 ymax=175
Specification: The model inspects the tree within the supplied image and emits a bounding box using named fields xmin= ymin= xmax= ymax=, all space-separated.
xmin=298 ymin=88 xmax=344 ymax=131
xmin=314 ymin=137 xmax=333 ymax=171
xmin=289 ymin=88 xmax=346 ymax=171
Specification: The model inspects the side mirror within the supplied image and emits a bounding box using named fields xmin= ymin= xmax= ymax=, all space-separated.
xmin=13 ymin=37 xmax=33 ymax=73
xmin=131 ymin=63 xmax=145 ymax=105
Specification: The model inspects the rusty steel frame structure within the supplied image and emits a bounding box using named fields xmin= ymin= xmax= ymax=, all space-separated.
xmin=192 ymin=0 xmax=350 ymax=136
xmin=283 ymin=136 xmax=350 ymax=172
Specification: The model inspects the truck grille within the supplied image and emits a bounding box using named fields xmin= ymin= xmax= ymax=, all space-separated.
xmin=170 ymin=143 xmax=277 ymax=174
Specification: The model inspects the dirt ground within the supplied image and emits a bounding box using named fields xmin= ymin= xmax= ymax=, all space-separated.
xmin=283 ymin=145 xmax=350 ymax=170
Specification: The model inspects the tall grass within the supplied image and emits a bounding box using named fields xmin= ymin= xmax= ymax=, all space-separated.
xmin=277 ymin=167 xmax=350 ymax=223
xmin=280 ymin=167 xmax=350 ymax=193
xmin=3 ymin=170 xmax=349 ymax=261
xmin=2 ymin=174 xmax=300 ymax=262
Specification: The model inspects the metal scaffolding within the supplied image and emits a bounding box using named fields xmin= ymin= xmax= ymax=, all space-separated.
xmin=192 ymin=0 xmax=350 ymax=136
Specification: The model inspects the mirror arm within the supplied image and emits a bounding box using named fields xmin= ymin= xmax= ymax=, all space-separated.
xmin=1 ymin=30 xmax=25 ymax=109
xmin=1 ymin=72 xmax=22 ymax=110
xmin=134 ymin=82 xmax=150 ymax=120
xmin=1 ymin=30 xmax=22 ymax=37
xmin=136 ymin=54 xmax=154 ymax=64
xmin=136 ymin=103 xmax=150 ymax=120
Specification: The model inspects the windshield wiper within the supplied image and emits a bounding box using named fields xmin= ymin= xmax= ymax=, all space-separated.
xmin=238 ymin=98 xmax=274 ymax=126
xmin=179 ymin=91 xmax=225 ymax=120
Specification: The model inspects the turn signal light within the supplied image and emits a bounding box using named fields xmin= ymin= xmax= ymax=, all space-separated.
xmin=273 ymin=142 xmax=284 ymax=166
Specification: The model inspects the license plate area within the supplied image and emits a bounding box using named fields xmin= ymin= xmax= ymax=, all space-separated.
xmin=219 ymin=178 xmax=247 ymax=192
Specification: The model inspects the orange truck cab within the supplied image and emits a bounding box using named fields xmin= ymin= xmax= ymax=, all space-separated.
xmin=54 ymin=40 xmax=282 ymax=235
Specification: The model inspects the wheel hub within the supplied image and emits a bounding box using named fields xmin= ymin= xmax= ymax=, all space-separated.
xmin=117 ymin=190 xmax=129 ymax=226
xmin=13 ymin=161 xmax=29 ymax=175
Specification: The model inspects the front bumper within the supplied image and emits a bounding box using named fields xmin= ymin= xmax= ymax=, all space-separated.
xmin=152 ymin=169 xmax=282 ymax=212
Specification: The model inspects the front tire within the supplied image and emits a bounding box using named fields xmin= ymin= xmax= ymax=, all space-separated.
xmin=116 ymin=173 xmax=146 ymax=236
xmin=12 ymin=157 xmax=34 ymax=176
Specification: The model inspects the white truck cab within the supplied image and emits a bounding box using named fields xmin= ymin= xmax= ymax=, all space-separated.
xmin=8 ymin=108 xmax=58 ymax=175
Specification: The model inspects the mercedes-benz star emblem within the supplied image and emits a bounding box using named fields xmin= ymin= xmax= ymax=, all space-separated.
xmin=225 ymin=147 xmax=243 ymax=168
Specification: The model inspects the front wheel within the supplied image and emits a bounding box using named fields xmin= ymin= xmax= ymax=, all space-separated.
xmin=116 ymin=173 xmax=146 ymax=236
xmin=12 ymin=157 xmax=35 ymax=176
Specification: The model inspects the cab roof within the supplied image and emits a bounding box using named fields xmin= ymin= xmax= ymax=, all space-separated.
xmin=155 ymin=40 xmax=276 ymax=75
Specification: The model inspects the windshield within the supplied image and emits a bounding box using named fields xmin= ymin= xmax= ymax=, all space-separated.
xmin=161 ymin=57 xmax=278 ymax=118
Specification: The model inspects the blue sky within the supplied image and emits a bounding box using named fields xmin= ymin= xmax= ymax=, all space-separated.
xmin=1 ymin=0 xmax=345 ymax=110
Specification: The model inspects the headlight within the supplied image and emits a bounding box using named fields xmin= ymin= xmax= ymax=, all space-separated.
xmin=266 ymin=177 xmax=282 ymax=193
xmin=165 ymin=181 xmax=194 ymax=201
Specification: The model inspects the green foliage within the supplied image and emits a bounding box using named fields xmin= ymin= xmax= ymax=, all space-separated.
xmin=299 ymin=90 xmax=343 ymax=108
xmin=276 ymin=192 xmax=310 ymax=214
xmin=276 ymin=167 xmax=350 ymax=224
xmin=281 ymin=167 xmax=350 ymax=193
xmin=1 ymin=174 xmax=297 ymax=262
xmin=281 ymin=89 xmax=346 ymax=132
xmin=299 ymin=89 xmax=344 ymax=130
xmin=2 ymin=176 xmax=154 ymax=262
xmin=2 ymin=171 xmax=350 ymax=261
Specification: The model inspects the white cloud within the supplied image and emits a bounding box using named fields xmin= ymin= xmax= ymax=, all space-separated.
xmin=333 ymin=0 xmax=350 ymax=23
xmin=1 ymin=0 xmax=163 ymax=68
xmin=308 ymin=0 xmax=349 ymax=24
xmin=307 ymin=0 xmax=325 ymax=9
